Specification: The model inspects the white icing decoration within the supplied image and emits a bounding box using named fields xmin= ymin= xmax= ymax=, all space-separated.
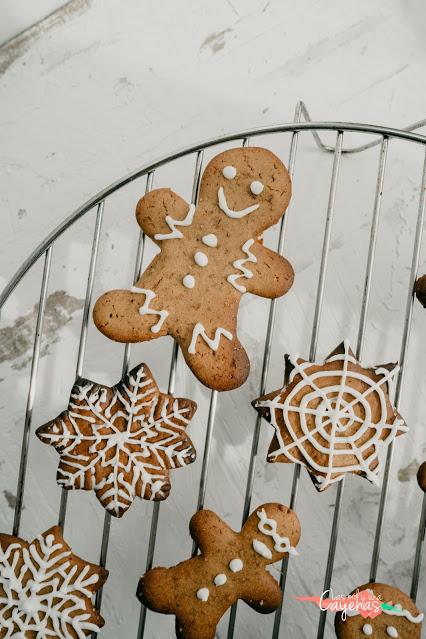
xmin=202 ymin=233 xmax=218 ymax=248
xmin=188 ymin=322 xmax=233 ymax=355
xmin=362 ymin=624 xmax=373 ymax=636
xmin=346 ymin=594 xmax=423 ymax=624
xmin=250 ymin=180 xmax=264 ymax=195
xmin=222 ymin=165 xmax=236 ymax=179
xmin=252 ymin=539 xmax=272 ymax=560
xmin=194 ymin=251 xmax=208 ymax=267
xmin=37 ymin=365 xmax=195 ymax=516
xmin=0 ymin=530 xmax=102 ymax=637
xmin=183 ymin=274 xmax=195 ymax=289
xmin=214 ymin=574 xmax=227 ymax=586
xmin=382 ymin=606 xmax=423 ymax=624
xmin=387 ymin=627 xmax=398 ymax=638
xmin=197 ymin=587 xmax=209 ymax=601
xmin=154 ymin=203 xmax=196 ymax=240
xmin=229 ymin=559 xmax=243 ymax=573
xmin=218 ymin=187 xmax=259 ymax=219
xmin=131 ymin=287 xmax=168 ymax=333
xmin=256 ymin=509 xmax=299 ymax=555
xmin=255 ymin=340 xmax=408 ymax=490
xmin=227 ymin=239 xmax=257 ymax=293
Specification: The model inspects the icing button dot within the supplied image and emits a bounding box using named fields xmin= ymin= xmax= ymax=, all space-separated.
xmin=196 ymin=587 xmax=209 ymax=602
xmin=250 ymin=180 xmax=264 ymax=195
xmin=183 ymin=274 xmax=195 ymax=289
xmin=386 ymin=628 xmax=398 ymax=638
xmin=194 ymin=251 xmax=208 ymax=267
xmin=229 ymin=558 xmax=243 ymax=573
xmin=222 ymin=165 xmax=237 ymax=180
xmin=202 ymin=233 xmax=218 ymax=248
xmin=362 ymin=624 xmax=373 ymax=636
xmin=214 ymin=574 xmax=227 ymax=586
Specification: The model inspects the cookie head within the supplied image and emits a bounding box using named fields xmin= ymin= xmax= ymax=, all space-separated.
xmin=242 ymin=503 xmax=301 ymax=564
xmin=335 ymin=583 xmax=423 ymax=639
xmin=199 ymin=147 xmax=292 ymax=235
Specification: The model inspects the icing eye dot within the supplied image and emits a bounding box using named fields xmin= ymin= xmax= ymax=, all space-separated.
xmin=222 ymin=165 xmax=237 ymax=180
xmin=194 ymin=251 xmax=208 ymax=267
xmin=386 ymin=628 xmax=398 ymax=638
xmin=250 ymin=180 xmax=264 ymax=195
xmin=362 ymin=624 xmax=373 ymax=636
xmin=196 ymin=587 xmax=209 ymax=602
xmin=183 ymin=275 xmax=195 ymax=289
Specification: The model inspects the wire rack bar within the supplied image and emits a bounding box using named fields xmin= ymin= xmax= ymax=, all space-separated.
xmin=58 ymin=201 xmax=105 ymax=529
xmin=91 ymin=174 xmax=154 ymax=636
xmin=411 ymin=492 xmax=426 ymax=601
xmin=270 ymin=130 xmax=344 ymax=639
xmin=190 ymin=137 xmax=250 ymax=559
xmin=299 ymin=102 xmax=426 ymax=154
xmin=226 ymin=104 xmax=304 ymax=639
xmin=316 ymin=135 xmax=389 ymax=639
xmin=12 ymin=247 xmax=52 ymax=537
xmin=137 ymin=151 xmax=204 ymax=639
xmin=370 ymin=146 xmax=426 ymax=582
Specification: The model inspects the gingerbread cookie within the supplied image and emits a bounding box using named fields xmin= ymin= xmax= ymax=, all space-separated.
xmin=253 ymin=341 xmax=408 ymax=491
xmin=36 ymin=363 xmax=197 ymax=517
xmin=93 ymin=147 xmax=294 ymax=391
xmin=137 ymin=502 xmax=301 ymax=639
xmin=417 ymin=461 xmax=426 ymax=492
xmin=335 ymin=582 xmax=423 ymax=638
xmin=415 ymin=274 xmax=426 ymax=308
xmin=0 ymin=525 xmax=108 ymax=637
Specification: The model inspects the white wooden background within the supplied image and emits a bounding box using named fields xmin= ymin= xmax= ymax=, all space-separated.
xmin=1 ymin=1 xmax=425 ymax=637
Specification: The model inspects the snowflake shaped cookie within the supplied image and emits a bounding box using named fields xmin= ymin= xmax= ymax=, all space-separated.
xmin=253 ymin=341 xmax=408 ymax=491
xmin=93 ymin=147 xmax=294 ymax=391
xmin=0 ymin=525 xmax=107 ymax=638
xmin=36 ymin=363 xmax=197 ymax=517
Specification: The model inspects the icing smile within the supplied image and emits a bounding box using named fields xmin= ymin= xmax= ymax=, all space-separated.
xmin=218 ymin=187 xmax=259 ymax=219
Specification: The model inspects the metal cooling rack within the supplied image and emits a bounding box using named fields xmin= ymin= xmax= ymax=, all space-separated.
xmin=0 ymin=101 xmax=425 ymax=639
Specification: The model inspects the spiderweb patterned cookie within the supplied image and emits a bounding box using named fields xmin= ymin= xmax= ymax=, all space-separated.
xmin=253 ymin=341 xmax=407 ymax=490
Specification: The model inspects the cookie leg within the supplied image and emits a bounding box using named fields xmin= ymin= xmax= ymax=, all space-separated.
xmin=93 ymin=288 xmax=169 ymax=343
xmin=175 ymin=613 xmax=221 ymax=639
xmin=179 ymin=323 xmax=250 ymax=391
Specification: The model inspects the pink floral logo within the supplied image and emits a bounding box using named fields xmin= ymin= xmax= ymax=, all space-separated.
xmin=296 ymin=588 xmax=383 ymax=621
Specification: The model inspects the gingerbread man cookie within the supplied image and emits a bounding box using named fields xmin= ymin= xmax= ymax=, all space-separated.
xmin=253 ymin=341 xmax=408 ymax=491
xmin=335 ymin=583 xmax=423 ymax=639
xmin=137 ymin=502 xmax=300 ymax=639
xmin=36 ymin=363 xmax=197 ymax=517
xmin=0 ymin=525 xmax=108 ymax=638
xmin=93 ymin=147 xmax=294 ymax=391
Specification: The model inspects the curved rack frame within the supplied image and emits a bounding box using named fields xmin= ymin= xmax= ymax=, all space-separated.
xmin=1 ymin=102 xmax=425 ymax=639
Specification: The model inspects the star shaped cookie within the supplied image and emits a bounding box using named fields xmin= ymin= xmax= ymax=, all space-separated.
xmin=253 ymin=341 xmax=407 ymax=491
xmin=36 ymin=363 xmax=197 ymax=517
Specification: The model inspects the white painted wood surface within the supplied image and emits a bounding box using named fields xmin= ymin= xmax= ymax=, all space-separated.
xmin=0 ymin=1 xmax=425 ymax=637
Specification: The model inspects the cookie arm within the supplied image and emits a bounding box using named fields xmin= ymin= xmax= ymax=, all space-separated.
xmin=241 ymin=242 xmax=294 ymax=299
xmin=242 ymin=572 xmax=283 ymax=613
xmin=136 ymin=188 xmax=193 ymax=243
xmin=189 ymin=510 xmax=235 ymax=555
